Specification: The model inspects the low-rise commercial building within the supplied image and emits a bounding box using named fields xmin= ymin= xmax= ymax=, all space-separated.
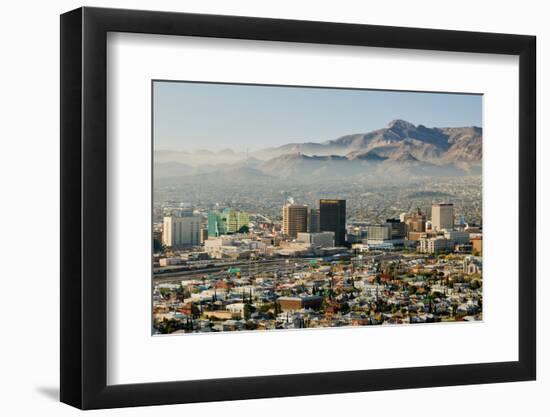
xmin=277 ymin=295 xmax=324 ymax=312
xmin=443 ymin=230 xmax=470 ymax=245
xmin=419 ymin=236 xmax=454 ymax=253
xmin=296 ymin=231 xmax=335 ymax=248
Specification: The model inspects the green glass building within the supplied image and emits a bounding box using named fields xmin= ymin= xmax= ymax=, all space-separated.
xmin=207 ymin=209 xmax=249 ymax=237
xmin=207 ymin=212 xmax=226 ymax=237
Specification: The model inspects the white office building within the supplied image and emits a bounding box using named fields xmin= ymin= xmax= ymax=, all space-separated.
xmin=432 ymin=203 xmax=454 ymax=231
xmin=162 ymin=215 xmax=201 ymax=247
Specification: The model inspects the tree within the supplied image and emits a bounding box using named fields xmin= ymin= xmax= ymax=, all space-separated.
xmin=340 ymin=302 xmax=350 ymax=315
xmin=153 ymin=238 xmax=165 ymax=253
xmin=243 ymin=303 xmax=255 ymax=320
xmin=159 ymin=287 xmax=172 ymax=298
xmin=244 ymin=320 xmax=257 ymax=330
xmin=191 ymin=303 xmax=200 ymax=319
xmin=469 ymin=280 xmax=481 ymax=290
xmin=258 ymin=303 xmax=272 ymax=313
xmin=432 ymin=291 xmax=444 ymax=299
xmin=161 ymin=318 xmax=184 ymax=334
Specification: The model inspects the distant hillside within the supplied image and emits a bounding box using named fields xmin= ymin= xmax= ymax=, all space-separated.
xmin=256 ymin=119 xmax=481 ymax=164
xmin=154 ymin=119 xmax=481 ymax=181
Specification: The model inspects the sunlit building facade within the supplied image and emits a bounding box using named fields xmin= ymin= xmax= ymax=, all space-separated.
xmin=432 ymin=203 xmax=454 ymax=231
xmin=282 ymin=204 xmax=308 ymax=238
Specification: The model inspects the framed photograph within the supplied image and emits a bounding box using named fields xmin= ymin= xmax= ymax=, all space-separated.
xmin=60 ymin=6 xmax=536 ymax=410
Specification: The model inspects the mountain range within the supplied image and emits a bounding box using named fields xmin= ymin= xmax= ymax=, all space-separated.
xmin=154 ymin=119 xmax=482 ymax=181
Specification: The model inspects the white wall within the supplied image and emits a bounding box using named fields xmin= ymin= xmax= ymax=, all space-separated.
xmin=0 ymin=0 xmax=546 ymax=415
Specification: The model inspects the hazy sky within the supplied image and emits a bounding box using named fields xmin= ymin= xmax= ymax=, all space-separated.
xmin=153 ymin=81 xmax=482 ymax=151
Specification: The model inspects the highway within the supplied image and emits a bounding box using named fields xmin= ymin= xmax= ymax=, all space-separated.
xmin=153 ymin=252 xmax=403 ymax=285
xmin=153 ymin=258 xmax=315 ymax=284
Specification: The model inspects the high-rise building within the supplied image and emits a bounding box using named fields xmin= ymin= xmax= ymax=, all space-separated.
xmin=307 ymin=208 xmax=320 ymax=233
xmin=386 ymin=218 xmax=407 ymax=239
xmin=319 ymin=199 xmax=346 ymax=246
xmin=238 ymin=211 xmax=250 ymax=231
xmin=207 ymin=212 xmax=227 ymax=237
xmin=223 ymin=208 xmax=250 ymax=234
xmin=162 ymin=215 xmax=201 ymax=247
xmin=402 ymin=208 xmax=427 ymax=233
xmin=207 ymin=209 xmax=249 ymax=237
xmin=431 ymin=203 xmax=454 ymax=231
xmin=282 ymin=204 xmax=308 ymax=238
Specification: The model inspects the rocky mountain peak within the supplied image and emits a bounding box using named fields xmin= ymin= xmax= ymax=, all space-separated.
xmin=387 ymin=119 xmax=416 ymax=132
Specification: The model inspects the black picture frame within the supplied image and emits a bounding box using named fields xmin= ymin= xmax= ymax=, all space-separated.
xmin=60 ymin=6 xmax=536 ymax=410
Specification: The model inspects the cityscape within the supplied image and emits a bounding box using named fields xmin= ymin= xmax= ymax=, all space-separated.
xmin=152 ymin=82 xmax=482 ymax=335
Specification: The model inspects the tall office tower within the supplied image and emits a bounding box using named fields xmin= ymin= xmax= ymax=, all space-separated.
xmin=431 ymin=203 xmax=454 ymax=231
xmin=319 ymin=199 xmax=346 ymax=246
xmin=162 ymin=214 xmax=201 ymax=247
xmin=385 ymin=218 xmax=407 ymax=239
xmin=307 ymin=208 xmax=320 ymax=233
xmin=282 ymin=204 xmax=308 ymax=238
xmin=404 ymin=208 xmax=427 ymax=232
